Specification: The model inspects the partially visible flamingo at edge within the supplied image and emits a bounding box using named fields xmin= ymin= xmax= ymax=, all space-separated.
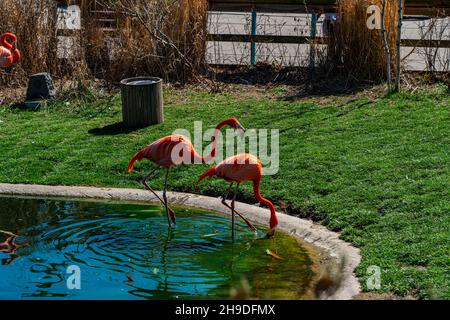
xmin=0 ymin=234 xmax=21 ymax=265
xmin=127 ymin=118 xmax=256 ymax=231
xmin=0 ymin=33 xmax=20 ymax=69
xmin=195 ymin=153 xmax=278 ymax=239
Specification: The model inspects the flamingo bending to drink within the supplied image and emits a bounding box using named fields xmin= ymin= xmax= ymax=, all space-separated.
xmin=127 ymin=118 xmax=256 ymax=231
xmin=195 ymin=153 xmax=278 ymax=239
xmin=0 ymin=33 xmax=20 ymax=69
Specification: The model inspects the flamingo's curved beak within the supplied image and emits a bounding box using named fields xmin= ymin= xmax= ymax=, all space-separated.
xmin=236 ymin=122 xmax=246 ymax=137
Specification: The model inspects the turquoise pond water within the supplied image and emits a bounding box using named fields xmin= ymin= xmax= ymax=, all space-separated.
xmin=0 ymin=196 xmax=314 ymax=300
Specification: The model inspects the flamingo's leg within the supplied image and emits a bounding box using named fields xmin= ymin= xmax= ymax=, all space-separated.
xmin=230 ymin=183 xmax=240 ymax=241
xmin=221 ymin=184 xmax=257 ymax=231
xmin=142 ymin=167 xmax=176 ymax=219
xmin=163 ymin=168 xmax=176 ymax=226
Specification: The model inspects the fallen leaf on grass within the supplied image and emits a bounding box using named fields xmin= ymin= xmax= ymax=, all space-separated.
xmin=266 ymin=249 xmax=283 ymax=260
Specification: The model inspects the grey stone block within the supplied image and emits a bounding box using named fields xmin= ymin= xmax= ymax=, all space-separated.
xmin=26 ymin=72 xmax=56 ymax=101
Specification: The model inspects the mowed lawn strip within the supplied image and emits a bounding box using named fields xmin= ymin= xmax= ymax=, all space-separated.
xmin=0 ymin=84 xmax=449 ymax=299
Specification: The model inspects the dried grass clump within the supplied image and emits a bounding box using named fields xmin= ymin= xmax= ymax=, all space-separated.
xmin=0 ymin=0 xmax=60 ymax=86
xmin=327 ymin=0 xmax=401 ymax=82
xmin=0 ymin=0 xmax=208 ymax=87
xmin=83 ymin=0 xmax=208 ymax=83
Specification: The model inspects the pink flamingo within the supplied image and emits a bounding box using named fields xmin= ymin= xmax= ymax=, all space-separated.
xmin=196 ymin=153 xmax=278 ymax=239
xmin=0 ymin=33 xmax=20 ymax=69
xmin=127 ymin=118 xmax=256 ymax=230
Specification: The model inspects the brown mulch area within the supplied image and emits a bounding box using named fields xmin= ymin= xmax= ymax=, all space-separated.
xmin=1 ymin=66 xmax=447 ymax=107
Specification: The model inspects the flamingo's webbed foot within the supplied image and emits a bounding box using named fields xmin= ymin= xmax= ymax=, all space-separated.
xmin=266 ymin=228 xmax=276 ymax=238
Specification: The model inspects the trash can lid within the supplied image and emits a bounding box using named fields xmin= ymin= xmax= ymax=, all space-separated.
xmin=127 ymin=80 xmax=156 ymax=85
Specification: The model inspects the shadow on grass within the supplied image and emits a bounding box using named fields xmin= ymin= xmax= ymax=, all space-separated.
xmin=209 ymin=65 xmax=378 ymax=99
xmin=8 ymin=102 xmax=27 ymax=110
xmin=281 ymin=80 xmax=376 ymax=101
xmin=88 ymin=122 xmax=141 ymax=136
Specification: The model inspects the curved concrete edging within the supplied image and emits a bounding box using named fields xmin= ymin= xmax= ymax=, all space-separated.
xmin=0 ymin=183 xmax=361 ymax=300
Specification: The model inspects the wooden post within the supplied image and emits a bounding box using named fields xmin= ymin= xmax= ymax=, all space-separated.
xmin=308 ymin=12 xmax=317 ymax=87
xmin=250 ymin=8 xmax=257 ymax=65
xmin=120 ymin=77 xmax=164 ymax=128
xmin=381 ymin=0 xmax=392 ymax=91
xmin=309 ymin=12 xmax=317 ymax=70
xmin=395 ymin=0 xmax=403 ymax=92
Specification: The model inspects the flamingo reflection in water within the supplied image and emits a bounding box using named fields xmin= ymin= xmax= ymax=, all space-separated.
xmin=0 ymin=233 xmax=21 ymax=265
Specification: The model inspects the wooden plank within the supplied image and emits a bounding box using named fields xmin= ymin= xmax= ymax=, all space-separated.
xmin=404 ymin=7 xmax=449 ymax=16
xmin=208 ymin=0 xmax=447 ymax=6
xmin=209 ymin=3 xmax=334 ymax=13
xmin=209 ymin=0 xmax=332 ymax=5
xmin=207 ymin=33 xmax=325 ymax=44
xmin=401 ymin=39 xmax=450 ymax=48
xmin=56 ymin=29 xmax=79 ymax=36
xmin=208 ymin=0 xmax=449 ymax=15
xmin=207 ymin=34 xmax=450 ymax=48
xmin=76 ymin=0 xmax=449 ymax=16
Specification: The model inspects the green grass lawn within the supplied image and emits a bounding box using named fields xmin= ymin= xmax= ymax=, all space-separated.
xmin=0 ymin=83 xmax=449 ymax=299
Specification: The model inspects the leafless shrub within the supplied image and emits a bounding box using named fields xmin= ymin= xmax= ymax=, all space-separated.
xmin=417 ymin=14 xmax=449 ymax=73
xmin=0 ymin=0 xmax=208 ymax=87
xmin=0 ymin=0 xmax=59 ymax=85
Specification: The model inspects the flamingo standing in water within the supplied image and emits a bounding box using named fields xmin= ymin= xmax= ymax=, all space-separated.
xmin=196 ymin=153 xmax=278 ymax=239
xmin=127 ymin=118 xmax=256 ymax=231
xmin=0 ymin=33 xmax=20 ymax=69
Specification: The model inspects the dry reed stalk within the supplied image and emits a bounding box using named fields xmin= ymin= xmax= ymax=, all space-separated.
xmin=327 ymin=0 xmax=402 ymax=83
xmin=82 ymin=0 xmax=208 ymax=83
xmin=0 ymin=0 xmax=59 ymax=86
xmin=0 ymin=0 xmax=208 ymax=87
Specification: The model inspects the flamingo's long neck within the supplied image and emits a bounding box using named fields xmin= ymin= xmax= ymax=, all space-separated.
xmin=253 ymin=178 xmax=278 ymax=229
xmin=0 ymin=34 xmax=13 ymax=50
xmin=202 ymin=120 xmax=233 ymax=163
xmin=127 ymin=147 xmax=147 ymax=173
xmin=12 ymin=48 xmax=20 ymax=62
xmin=210 ymin=127 xmax=220 ymax=159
